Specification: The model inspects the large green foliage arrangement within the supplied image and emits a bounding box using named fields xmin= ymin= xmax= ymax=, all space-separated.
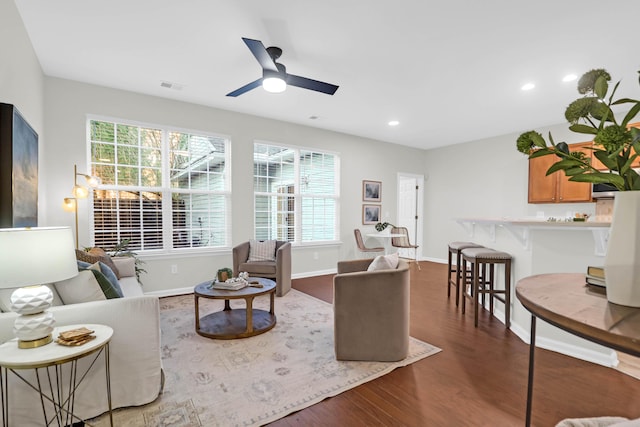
xmin=516 ymin=69 xmax=640 ymax=191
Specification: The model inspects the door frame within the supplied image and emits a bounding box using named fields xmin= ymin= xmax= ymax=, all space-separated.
xmin=396 ymin=172 xmax=424 ymax=260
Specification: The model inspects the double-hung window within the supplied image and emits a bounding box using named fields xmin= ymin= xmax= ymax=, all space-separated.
xmin=88 ymin=118 xmax=231 ymax=252
xmin=253 ymin=142 xmax=339 ymax=243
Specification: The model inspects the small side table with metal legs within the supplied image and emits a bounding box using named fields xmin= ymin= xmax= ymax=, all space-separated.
xmin=0 ymin=323 xmax=113 ymax=427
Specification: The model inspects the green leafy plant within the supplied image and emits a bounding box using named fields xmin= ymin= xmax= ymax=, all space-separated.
xmin=375 ymin=222 xmax=395 ymax=232
xmin=516 ymin=69 xmax=640 ymax=191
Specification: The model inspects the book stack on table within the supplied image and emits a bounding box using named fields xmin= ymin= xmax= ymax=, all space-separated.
xmin=586 ymin=266 xmax=606 ymax=288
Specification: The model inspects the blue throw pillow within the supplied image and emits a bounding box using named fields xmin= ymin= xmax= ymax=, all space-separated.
xmin=77 ymin=261 xmax=123 ymax=298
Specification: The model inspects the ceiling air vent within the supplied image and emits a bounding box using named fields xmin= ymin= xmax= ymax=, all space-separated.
xmin=160 ymin=81 xmax=184 ymax=90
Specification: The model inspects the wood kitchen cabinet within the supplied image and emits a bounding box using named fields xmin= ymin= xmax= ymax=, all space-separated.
xmin=528 ymin=142 xmax=593 ymax=203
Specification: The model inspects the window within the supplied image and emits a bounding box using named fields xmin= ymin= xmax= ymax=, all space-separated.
xmin=254 ymin=142 xmax=339 ymax=243
xmin=88 ymin=118 xmax=230 ymax=252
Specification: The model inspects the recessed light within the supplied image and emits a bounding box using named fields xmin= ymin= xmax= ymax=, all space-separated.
xmin=388 ymin=120 xmax=400 ymax=126
xmin=309 ymin=115 xmax=319 ymax=120
xmin=521 ymin=83 xmax=535 ymax=91
xmin=563 ymin=74 xmax=577 ymax=82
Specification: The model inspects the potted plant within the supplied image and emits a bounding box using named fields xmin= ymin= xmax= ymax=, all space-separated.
xmin=374 ymin=222 xmax=395 ymax=232
xmin=516 ymin=68 xmax=640 ymax=306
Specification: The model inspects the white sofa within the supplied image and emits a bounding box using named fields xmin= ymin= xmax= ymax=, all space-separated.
xmin=0 ymin=257 xmax=163 ymax=426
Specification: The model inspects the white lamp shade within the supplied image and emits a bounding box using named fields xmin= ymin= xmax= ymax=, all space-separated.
xmin=72 ymin=184 xmax=89 ymax=198
xmin=0 ymin=227 xmax=78 ymax=289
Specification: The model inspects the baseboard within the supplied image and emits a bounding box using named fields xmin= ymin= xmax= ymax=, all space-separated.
xmin=485 ymin=306 xmax=618 ymax=368
xmin=145 ymin=270 xmax=338 ymax=298
xmin=292 ymin=269 xmax=336 ymax=279
xmin=422 ymin=256 xmax=447 ymax=264
xmin=508 ymin=316 xmax=618 ymax=368
xmin=146 ymin=287 xmax=194 ymax=298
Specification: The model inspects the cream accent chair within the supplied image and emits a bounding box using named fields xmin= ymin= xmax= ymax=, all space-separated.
xmin=333 ymin=258 xmax=410 ymax=361
xmin=232 ymin=240 xmax=292 ymax=296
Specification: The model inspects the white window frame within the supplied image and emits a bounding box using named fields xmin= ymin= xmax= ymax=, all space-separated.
xmin=86 ymin=115 xmax=232 ymax=254
xmin=253 ymin=140 xmax=340 ymax=246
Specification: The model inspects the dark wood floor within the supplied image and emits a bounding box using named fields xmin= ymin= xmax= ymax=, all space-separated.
xmin=270 ymin=261 xmax=640 ymax=427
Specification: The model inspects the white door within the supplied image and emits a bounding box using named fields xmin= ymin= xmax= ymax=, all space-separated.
xmin=397 ymin=173 xmax=423 ymax=259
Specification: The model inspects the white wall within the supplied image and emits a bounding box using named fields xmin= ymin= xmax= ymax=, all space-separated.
xmin=43 ymin=77 xmax=427 ymax=293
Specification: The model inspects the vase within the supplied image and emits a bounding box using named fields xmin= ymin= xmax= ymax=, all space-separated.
xmin=604 ymin=191 xmax=640 ymax=307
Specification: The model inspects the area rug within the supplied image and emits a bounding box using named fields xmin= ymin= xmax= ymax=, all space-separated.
xmin=92 ymin=289 xmax=441 ymax=426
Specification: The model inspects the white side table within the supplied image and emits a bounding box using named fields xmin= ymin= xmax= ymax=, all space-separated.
xmin=0 ymin=323 xmax=113 ymax=427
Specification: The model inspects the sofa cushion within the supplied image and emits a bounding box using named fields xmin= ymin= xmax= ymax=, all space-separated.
xmin=0 ymin=285 xmax=64 ymax=313
xmin=239 ymin=261 xmax=277 ymax=276
xmin=78 ymin=261 xmax=124 ymax=298
xmin=112 ymin=256 xmax=136 ymax=278
xmin=367 ymin=253 xmax=400 ymax=272
xmin=247 ymin=240 xmax=276 ymax=262
xmin=55 ymin=270 xmax=108 ymax=304
xmin=76 ymin=248 xmax=121 ymax=279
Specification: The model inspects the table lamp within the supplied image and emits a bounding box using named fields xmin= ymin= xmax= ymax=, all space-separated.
xmin=0 ymin=227 xmax=78 ymax=348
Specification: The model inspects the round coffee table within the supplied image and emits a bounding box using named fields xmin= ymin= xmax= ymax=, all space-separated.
xmin=194 ymin=277 xmax=276 ymax=339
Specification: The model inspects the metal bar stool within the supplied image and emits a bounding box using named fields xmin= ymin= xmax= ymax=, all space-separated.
xmin=460 ymin=247 xmax=512 ymax=328
xmin=447 ymin=242 xmax=483 ymax=307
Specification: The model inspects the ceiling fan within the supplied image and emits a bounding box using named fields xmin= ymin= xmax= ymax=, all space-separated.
xmin=226 ymin=37 xmax=339 ymax=97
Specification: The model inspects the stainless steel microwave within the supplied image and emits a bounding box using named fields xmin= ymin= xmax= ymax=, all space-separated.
xmin=592 ymin=182 xmax=618 ymax=199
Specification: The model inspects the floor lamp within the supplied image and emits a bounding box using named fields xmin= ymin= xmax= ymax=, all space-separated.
xmin=62 ymin=197 xmax=78 ymax=249
xmin=63 ymin=164 xmax=101 ymax=249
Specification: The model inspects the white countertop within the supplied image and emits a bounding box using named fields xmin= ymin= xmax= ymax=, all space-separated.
xmin=456 ymin=217 xmax=610 ymax=228
xmin=455 ymin=218 xmax=611 ymax=255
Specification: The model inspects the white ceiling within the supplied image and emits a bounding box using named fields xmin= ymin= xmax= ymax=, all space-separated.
xmin=14 ymin=0 xmax=640 ymax=150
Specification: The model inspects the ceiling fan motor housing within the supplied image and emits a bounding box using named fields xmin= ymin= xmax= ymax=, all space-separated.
xmin=264 ymin=63 xmax=287 ymax=80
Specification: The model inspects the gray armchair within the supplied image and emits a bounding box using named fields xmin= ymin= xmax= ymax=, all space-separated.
xmin=333 ymin=258 xmax=410 ymax=361
xmin=232 ymin=240 xmax=292 ymax=296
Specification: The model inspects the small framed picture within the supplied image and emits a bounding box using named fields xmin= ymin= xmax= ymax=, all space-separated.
xmin=362 ymin=204 xmax=381 ymax=224
xmin=363 ymin=180 xmax=381 ymax=202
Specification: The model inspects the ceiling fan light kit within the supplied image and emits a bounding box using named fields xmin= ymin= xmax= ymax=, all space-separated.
xmin=262 ymin=74 xmax=286 ymax=93
xmin=227 ymin=37 xmax=339 ymax=97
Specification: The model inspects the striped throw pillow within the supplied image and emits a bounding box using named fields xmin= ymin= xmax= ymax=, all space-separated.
xmin=247 ymin=240 xmax=277 ymax=262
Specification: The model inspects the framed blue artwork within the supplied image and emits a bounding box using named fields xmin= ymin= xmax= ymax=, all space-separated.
xmin=0 ymin=103 xmax=38 ymax=227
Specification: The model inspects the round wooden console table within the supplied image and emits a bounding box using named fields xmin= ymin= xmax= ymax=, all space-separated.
xmin=516 ymin=273 xmax=640 ymax=427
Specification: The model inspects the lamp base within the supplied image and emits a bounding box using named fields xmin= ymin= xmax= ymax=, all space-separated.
xmin=18 ymin=333 xmax=53 ymax=349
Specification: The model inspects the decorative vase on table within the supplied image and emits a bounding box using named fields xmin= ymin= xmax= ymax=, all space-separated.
xmin=604 ymin=191 xmax=640 ymax=307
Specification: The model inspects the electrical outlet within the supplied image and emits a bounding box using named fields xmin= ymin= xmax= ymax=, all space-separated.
xmin=171 ymin=265 xmax=178 ymax=274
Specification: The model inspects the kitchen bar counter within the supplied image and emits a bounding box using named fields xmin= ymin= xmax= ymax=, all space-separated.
xmin=456 ymin=218 xmax=611 ymax=255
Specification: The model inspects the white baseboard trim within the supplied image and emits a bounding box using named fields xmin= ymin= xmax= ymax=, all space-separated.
xmin=145 ymin=270 xmax=338 ymax=298
xmin=292 ymin=269 xmax=336 ymax=279
xmin=422 ymin=256 xmax=447 ymax=264
xmin=508 ymin=316 xmax=618 ymax=368
xmin=146 ymin=287 xmax=194 ymax=298
xmin=485 ymin=307 xmax=617 ymax=368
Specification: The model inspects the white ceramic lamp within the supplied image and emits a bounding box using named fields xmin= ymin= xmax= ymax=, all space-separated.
xmin=0 ymin=227 xmax=78 ymax=348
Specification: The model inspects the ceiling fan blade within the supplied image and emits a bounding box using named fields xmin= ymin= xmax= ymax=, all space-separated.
xmin=226 ymin=79 xmax=262 ymax=97
xmin=242 ymin=38 xmax=278 ymax=72
xmin=287 ymin=74 xmax=339 ymax=95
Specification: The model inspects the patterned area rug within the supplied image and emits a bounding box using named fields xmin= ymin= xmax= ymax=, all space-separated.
xmin=91 ymin=289 xmax=441 ymax=426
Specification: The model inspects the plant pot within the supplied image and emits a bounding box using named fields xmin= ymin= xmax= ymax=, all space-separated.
xmin=604 ymin=191 xmax=640 ymax=307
